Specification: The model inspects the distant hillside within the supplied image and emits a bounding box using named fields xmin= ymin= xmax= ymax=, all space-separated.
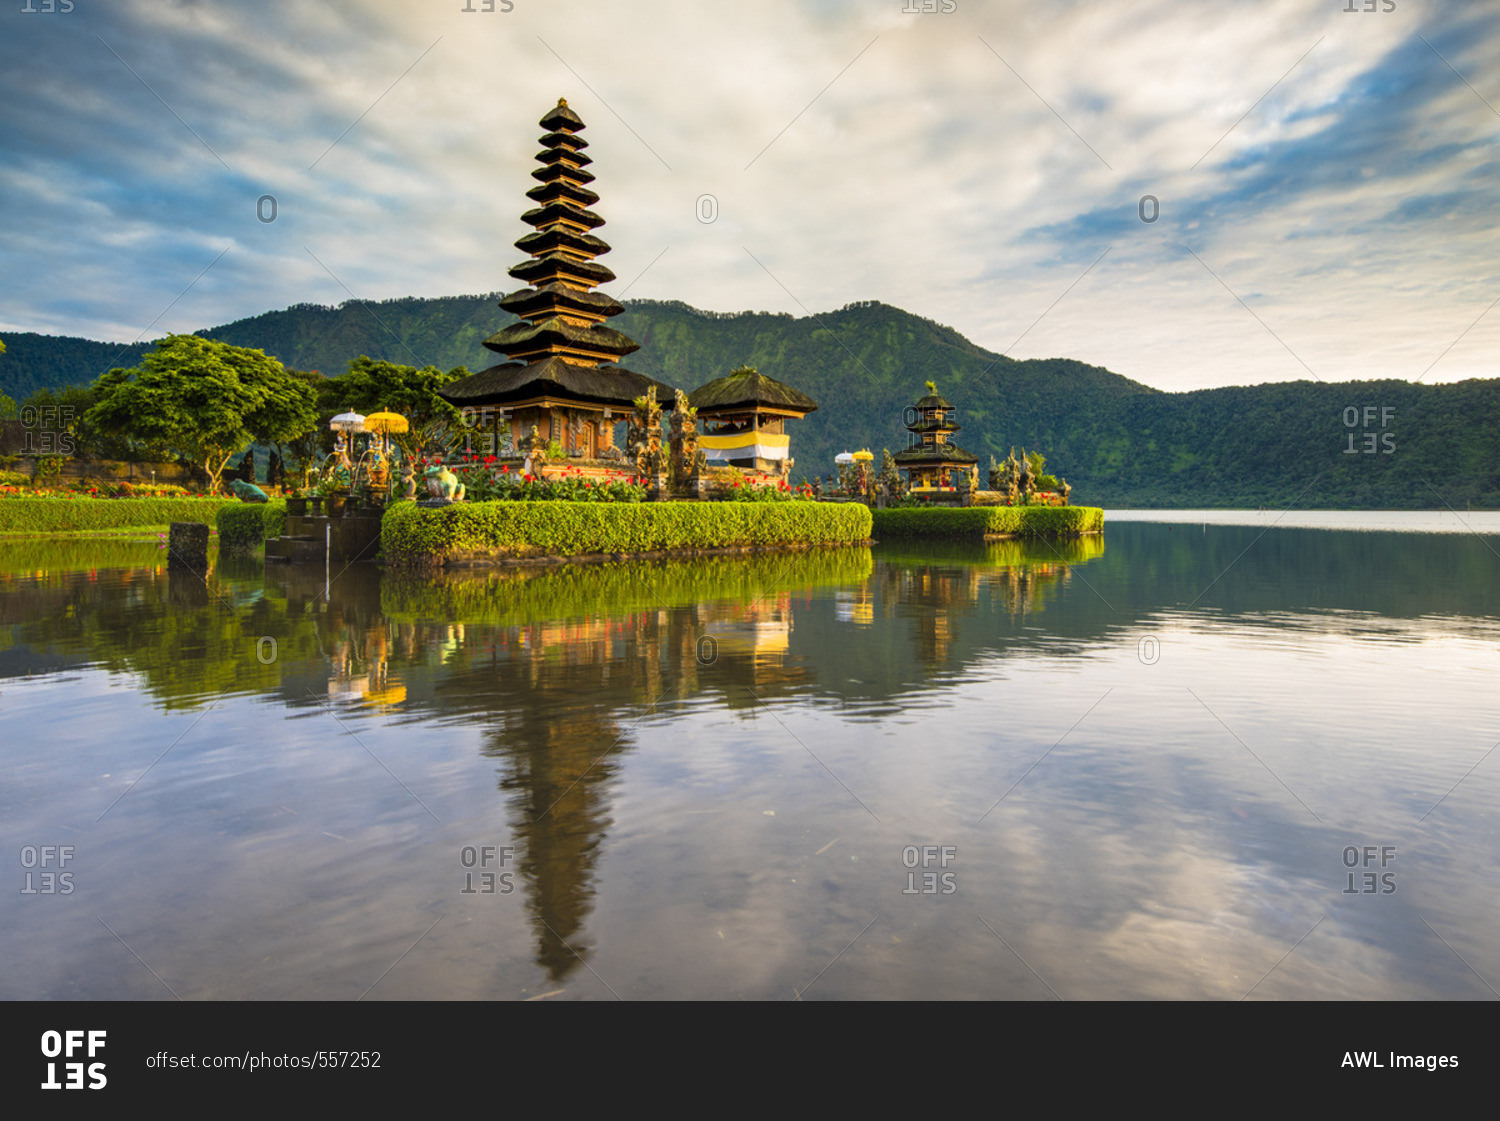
xmin=4 ymin=296 xmax=1498 ymax=508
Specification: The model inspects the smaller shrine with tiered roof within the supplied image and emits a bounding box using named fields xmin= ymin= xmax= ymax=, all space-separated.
xmin=893 ymin=381 xmax=979 ymax=503
xmin=688 ymin=365 xmax=817 ymax=476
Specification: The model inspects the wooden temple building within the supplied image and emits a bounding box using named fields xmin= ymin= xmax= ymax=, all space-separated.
xmin=439 ymin=99 xmax=671 ymax=463
xmin=893 ymin=381 xmax=979 ymax=502
xmin=687 ymin=365 xmax=817 ymax=475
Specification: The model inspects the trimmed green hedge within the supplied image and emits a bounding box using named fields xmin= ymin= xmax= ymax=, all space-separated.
xmin=215 ymin=500 xmax=288 ymax=549
xmin=871 ymin=505 xmax=1104 ymax=538
xmin=0 ymin=495 xmax=233 ymax=535
xmin=383 ymin=499 xmax=873 ymax=566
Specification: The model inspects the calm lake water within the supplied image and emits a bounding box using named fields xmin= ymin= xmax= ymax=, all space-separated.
xmin=3 ymin=513 xmax=1498 ymax=1000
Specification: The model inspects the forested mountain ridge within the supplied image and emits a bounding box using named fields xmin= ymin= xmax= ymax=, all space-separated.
xmin=3 ymin=295 xmax=1496 ymax=508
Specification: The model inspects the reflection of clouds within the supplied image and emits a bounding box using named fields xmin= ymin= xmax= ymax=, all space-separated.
xmin=7 ymin=547 xmax=1500 ymax=998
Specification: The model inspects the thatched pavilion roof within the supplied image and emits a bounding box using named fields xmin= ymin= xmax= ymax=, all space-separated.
xmin=687 ymin=366 xmax=818 ymax=415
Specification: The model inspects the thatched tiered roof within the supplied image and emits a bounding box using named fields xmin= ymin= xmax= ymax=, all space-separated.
xmin=687 ymin=365 xmax=817 ymax=415
xmin=440 ymin=98 xmax=647 ymax=411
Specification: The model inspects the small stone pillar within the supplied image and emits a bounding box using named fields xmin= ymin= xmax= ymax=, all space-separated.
xmin=167 ymin=521 xmax=210 ymax=572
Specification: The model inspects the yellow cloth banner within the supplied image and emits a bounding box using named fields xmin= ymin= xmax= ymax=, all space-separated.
xmin=700 ymin=431 xmax=790 ymax=460
xmin=700 ymin=432 xmax=790 ymax=450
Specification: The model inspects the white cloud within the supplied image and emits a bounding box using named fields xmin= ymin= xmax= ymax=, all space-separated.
xmin=0 ymin=0 xmax=1495 ymax=389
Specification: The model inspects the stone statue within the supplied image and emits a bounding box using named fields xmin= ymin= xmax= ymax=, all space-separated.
xmin=628 ymin=387 xmax=664 ymax=479
xmin=400 ymin=461 xmax=417 ymax=500
xmin=424 ymin=463 xmax=466 ymax=501
xmin=668 ymin=388 xmax=706 ymax=490
xmin=988 ymin=451 xmax=1022 ymax=504
xmin=229 ymin=478 xmax=269 ymax=503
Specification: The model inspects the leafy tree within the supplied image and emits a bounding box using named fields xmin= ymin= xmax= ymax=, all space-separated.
xmin=331 ymin=356 xmax=466 ymax=460
xmin=86 ymin=335 xmax=317 ymax=493
xmin=0 ymin=393 xmax=14 ymax=421
xmin=278 ymin=368 xmax=338 ymax=480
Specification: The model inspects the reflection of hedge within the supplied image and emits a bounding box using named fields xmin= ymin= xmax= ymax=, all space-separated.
xmin=871 ymin=506 xmax=1104 ymax=539
xmin=383 ymin=547 xmax=875 ymax=625
xmin=874 ymin=535 xmax=1105 ymax=567
xmin=382 ymin=499 xmax=873 ymax=566
xmin=0 ymin=495 xmax=232 ymax=534
xmin=215 ymin=500 xmax=287 ymax=549
xmin=0 ymin=537 xmax=169 ymax=573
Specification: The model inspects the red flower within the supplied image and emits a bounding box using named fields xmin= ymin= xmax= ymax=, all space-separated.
xmin=501 ymin=464 xmax=510 ymax=474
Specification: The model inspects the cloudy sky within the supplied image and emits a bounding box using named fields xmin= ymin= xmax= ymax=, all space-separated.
xmin=1 ymin=0 xmax=1496 ymax=391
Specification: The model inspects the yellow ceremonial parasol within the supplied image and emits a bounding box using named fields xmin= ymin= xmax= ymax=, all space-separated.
xmin=363 ymin=410 xmax=410 ymax=435
xmin=852 ymin=448 xmax=874 ymax=462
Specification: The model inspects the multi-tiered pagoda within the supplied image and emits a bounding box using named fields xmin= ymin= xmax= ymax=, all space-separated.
xmin=440 ymin=99 xmax=670 ymax=460
xmin=893 ymin=381 xmax=979 ymax=502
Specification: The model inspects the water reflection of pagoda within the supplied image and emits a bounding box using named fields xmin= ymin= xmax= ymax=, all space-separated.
xmin=433 ymin=599 xmax=814 ymax=979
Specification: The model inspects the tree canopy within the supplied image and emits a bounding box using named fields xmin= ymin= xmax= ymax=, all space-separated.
xmin=86 ymin=335 xmax=317 ymax=492
xmin=334 ymin=356 xmax=467 ymax=460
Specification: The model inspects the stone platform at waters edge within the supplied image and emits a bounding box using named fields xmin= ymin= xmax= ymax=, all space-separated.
xmin=264 ymin=512 xmax=384 ymax=564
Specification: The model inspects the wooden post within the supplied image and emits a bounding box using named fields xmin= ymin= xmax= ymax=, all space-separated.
xmin=167 ymin=521 xmax=210 ymax=572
